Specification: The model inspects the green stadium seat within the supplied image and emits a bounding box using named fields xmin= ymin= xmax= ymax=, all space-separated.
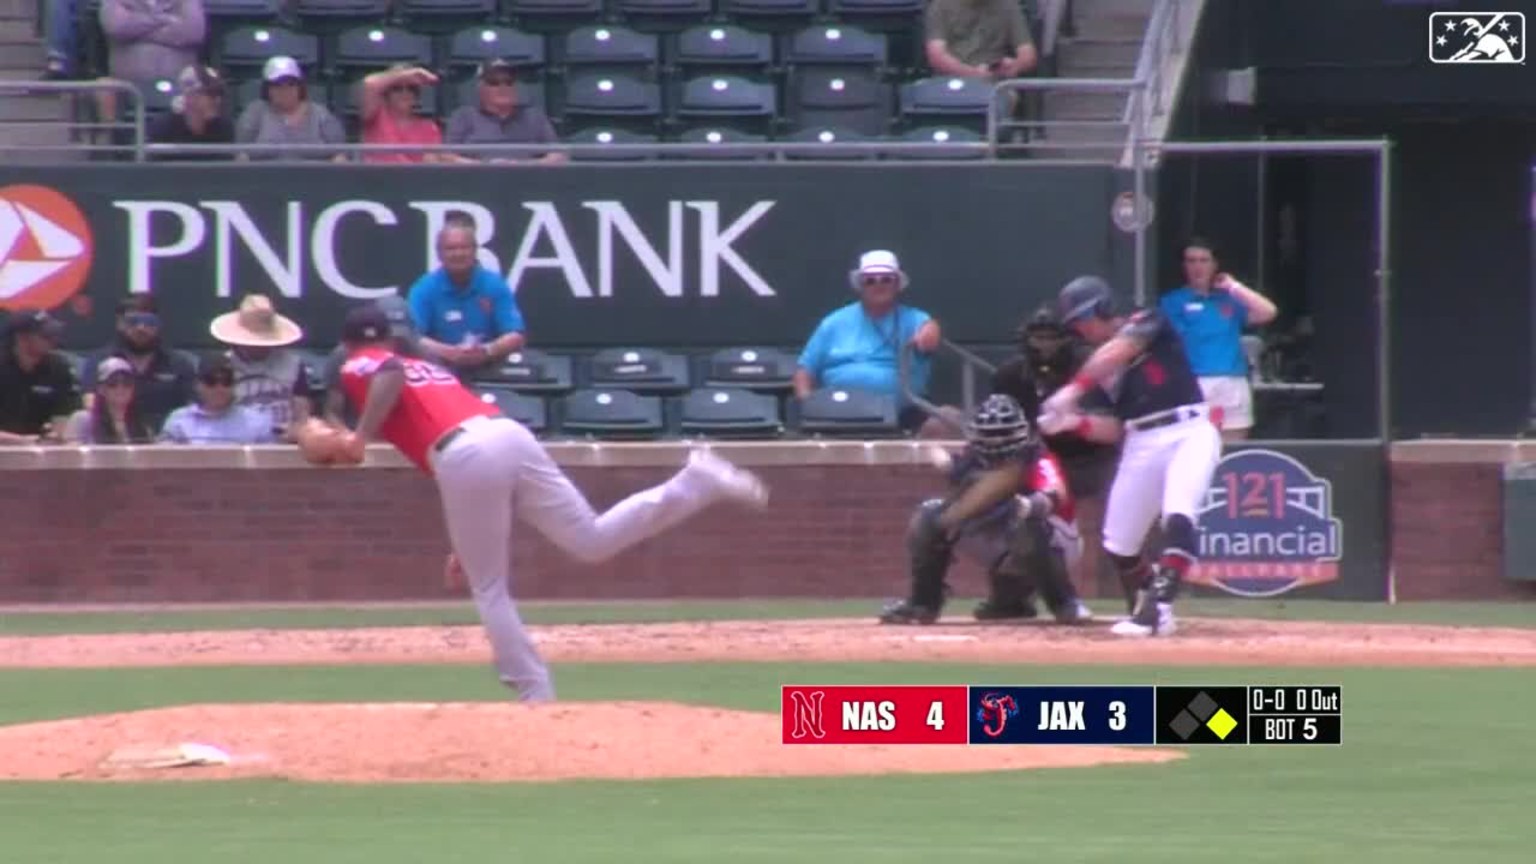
xmin=793 ymin=387 xmax=900 ymax=437
xmin=560 ymin=389 xmax=665 ymax=439
xmin=474 ymin=386 xmax=550 ymax=434
xmin=674 ymin=25 xmax=776 ymax=78
xmin=332 ymin=25 xmax=435 ymax=75
xmin=445 ymin=26 xmax=547 ymax=76
xmin=217 ymin=26 xmax=321 ymax=78
xmin=786 ymin=66 xmax=890 ymax=136
xmin=562 ymin=73 xmax=663 ymax=132
xmin=502 ymin=0 xmax=606 ymax=34
xmin=398 ymin=0 xmax=498 ymax=30
xmin=675 ymin=75 xmax=777 ymax=135
xmin=782 ymin=24 xmax=888 ymax=70
xmin=565 ymin=127 xmax=660 ymax=160
xmin=615 ymin=0 xmax=715 ymax=33
xmin=900 ymin=76 xmax=996 ymax=133
xmin=698 ymin=346 xmax=797 ymax=391
xmin=889 ymin=125 xmax=987 ymax=160
xmin=586 ymin=348 xmax=691 ymax=394
xmin=783 ymin=125 xmax=880 ymax=160
xmin=678 ymin=387 xmax=784 ymax=438
xmin=469 ymin=349 xmax=575 ymax=394
xmin=664 ymin=126 xmax=773 ymax=160
xmin=559 ymin=25 xmax=663 ymax=78
xmin=720 ymin=0 xmax=821 ymax=33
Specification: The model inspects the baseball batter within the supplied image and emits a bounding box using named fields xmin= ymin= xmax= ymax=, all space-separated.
xmin=332 ymin=305 xmax=769 ymax=700
xmin=1039 ymin=276 xmax=1221 ymax=638
xmin=878 ymin=394 xmax=1092 ymax=626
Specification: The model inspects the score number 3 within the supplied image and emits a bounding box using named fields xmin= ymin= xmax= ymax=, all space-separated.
xmin=1109 ymin=701 xmax=1126 ymax=731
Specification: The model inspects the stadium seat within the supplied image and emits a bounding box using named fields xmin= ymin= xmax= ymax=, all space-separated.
xmin=698 ymin=346 xmax=797 ymax=391
xmin=675 ymin=75 xmax=776 ymax=133
xmin=445 ymin=26 xmax=546 ymax=75
xmin=474 ymin=387 xmax=549 ymax=434
xmin=565 ymin=127 xmax=659 ymax=161
xmin=786 ymin=67 xmax=889 ymax=136
xmin=202 ymin=0 xmax=282 ymax=22
xmin=397 ymin=0 xmax=498 ymax=29
xmin=614 ymin=0 xmax=714 ymax=32
xmin=217 ymin=26 xmax=321 ymax=77
xmin=900 ymin=76 xmax=996 ymax=132
xmin=332 ymin=26 xmax=435 ymax=74
xmin=674 ymin=25 xmax=775 ymax=78
xmin=231 ymin=78 xmax=266 ymax=115
xmin=559 ymin=26 xmax=661 ymax=77
xmin=664 ymin=126 xmax=772 ymax=160
xmin=562 ymin=73 xmax=662 ymax=130
xmin=826 ymin=0 xmax=925 ymax=18
xmin=889 ymin=125 xmax=987 ymax=160
xmin=293 ymin=0 xmax=391 ymax=26
xmin=470 ymin=349 xmax=575 ymax=394
xmin=783 ymin=125 xmax=880 ymax=160
xmin=560 ymin=389 xmax=665 ymax=439
xmin=720 ymin=0 xmax=820 ymax=31
xmin=782 ymin=24 xmax=888 ymax=70
xmin=585 ymin=348 xmax=691 ymax=394
xmin=678 ymin=387 xmax=783 ymax=438
xmin=141 ymin=77 xmax=179 ymax=116
xmin=794 ymin=387 xmax=900 ymax=437
xmin=501 ymin=0 xmax=606 ymax=34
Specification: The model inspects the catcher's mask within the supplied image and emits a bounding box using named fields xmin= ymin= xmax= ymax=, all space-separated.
xmin=1019 ymin=305 xmax=1073 ymax=369
xmin=967 ymin=394 xmax=1037 ymax=465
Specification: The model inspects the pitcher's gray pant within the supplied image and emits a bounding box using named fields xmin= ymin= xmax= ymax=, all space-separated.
xmin=429 ymin=416 xmax=729 ymax=701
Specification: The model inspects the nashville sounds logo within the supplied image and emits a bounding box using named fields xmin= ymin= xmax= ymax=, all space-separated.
xmin=0 ymin=185 xmax=94 ymax=311
xmin=1187 ymin=449 xmax=1344 ymax=597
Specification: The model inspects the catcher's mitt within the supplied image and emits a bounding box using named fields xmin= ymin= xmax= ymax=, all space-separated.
xmin=294 ymin=418 xmax=358 ymax=466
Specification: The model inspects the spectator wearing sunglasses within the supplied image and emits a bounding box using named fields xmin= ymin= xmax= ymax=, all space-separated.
xmin=80 ymin=295 xmax=195 ymax=432
xmin=443 ymin=59 xmax=564 ymax=165
xmin=793 ymin=250 xmax=951 ymax=436
xmin=64 ymin=357 xmax=156 ymax=444
xmin=159 ymin=353 xmax=274 ymax=444
xmin=358 ymin=63 xmax=443 ymax=164
xmin=0 ymin=311 xmax=81 ymax=445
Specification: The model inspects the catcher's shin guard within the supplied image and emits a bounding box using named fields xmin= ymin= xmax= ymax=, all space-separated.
xmin=1005 ymin=515 xmax=1089 ymax=624
xmin=880 ymin=499 xmax=954 ymax=625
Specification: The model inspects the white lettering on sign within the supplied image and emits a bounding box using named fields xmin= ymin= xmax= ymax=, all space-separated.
xmin=312 ymin=201 xmax=397 ymax=298
xmin=109 ymin=198 xmax=779 ymax=300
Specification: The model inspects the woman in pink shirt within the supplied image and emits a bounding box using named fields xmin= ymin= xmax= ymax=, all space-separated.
xmin=357 ymin=64 xmax=443 ymax=164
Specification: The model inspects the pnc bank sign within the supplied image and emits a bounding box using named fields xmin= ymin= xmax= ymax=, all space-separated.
xmin=2 ymin=184 xmax=780 ymax=308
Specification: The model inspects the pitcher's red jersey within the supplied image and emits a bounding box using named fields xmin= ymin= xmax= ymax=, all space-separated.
xmin=339 ymin=346 xmax=498 ymax=472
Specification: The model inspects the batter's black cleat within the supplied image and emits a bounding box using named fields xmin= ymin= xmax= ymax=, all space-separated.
xmin=972 ymin=598 xmax=1039 ymax=622
xmin=1048 ymin=600 xmax=1095 ymax=625
xmin=878 ymin=599 xmax=942 ymax=625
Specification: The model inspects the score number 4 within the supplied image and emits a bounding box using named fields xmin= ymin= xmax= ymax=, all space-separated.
xmin=928 ymin=701 xmax=945 ymax=730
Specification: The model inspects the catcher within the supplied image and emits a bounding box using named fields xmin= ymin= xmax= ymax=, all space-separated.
xmin=878 ymin=394 xmax=1093 ymax=626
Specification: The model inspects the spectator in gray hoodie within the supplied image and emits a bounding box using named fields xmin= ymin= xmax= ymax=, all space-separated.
xmin=97 ymin=0 xmax=205 ymax=124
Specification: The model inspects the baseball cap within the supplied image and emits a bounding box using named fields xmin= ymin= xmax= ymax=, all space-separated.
xmin=340 ymin=304 xmax=393 ymax=344
xmin=9 ymin=310 xmax=64 ymax=340
xmin=856 ymin=250 xmax=902 ymax=275
xmin=263 ymin=55 xmax=304 ymax=83
xmin=477 ymin=58 xmax=517 ymax=81
xmin=96 ymin=356 xmax=135 ymax=381
xmin=172 ymin=64 xmax=224 ymax=113
xmin=197 ymin=352 xmax=236 ymax=382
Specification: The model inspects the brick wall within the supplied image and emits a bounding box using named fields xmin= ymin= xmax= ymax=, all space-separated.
xmin=1 ymin=443 xmax=1532 ymax=605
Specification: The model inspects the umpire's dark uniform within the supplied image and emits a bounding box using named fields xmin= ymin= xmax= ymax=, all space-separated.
xmin=989 ymin=308 xmax=1121 ymax=596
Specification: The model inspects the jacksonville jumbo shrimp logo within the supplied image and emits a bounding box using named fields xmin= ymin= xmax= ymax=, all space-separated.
xmin=975 ymin=693 xmax=1019 ymax=739
xmin=1187 ymin=449 xmax=1344 ymax=597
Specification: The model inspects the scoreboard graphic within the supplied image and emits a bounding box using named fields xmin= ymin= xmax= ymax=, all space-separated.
xmin=781 ymin=685 xmax=1342 ymax=746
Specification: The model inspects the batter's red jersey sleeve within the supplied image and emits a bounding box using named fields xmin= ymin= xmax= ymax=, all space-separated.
xmin=1027 ymin=452 xmax=1077 ymax=523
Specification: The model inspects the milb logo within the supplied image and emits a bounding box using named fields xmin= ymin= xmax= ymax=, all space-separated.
xmin=1428 ymin=12 xmax=1525 ymax=64
xmin=1186 ymin=449 xmax=1344 ymax=598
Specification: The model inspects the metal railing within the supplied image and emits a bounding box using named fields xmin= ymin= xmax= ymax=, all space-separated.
xmin=111 ymin=139 xmax=994 ymax=162
xmin=0 ymin=79 xmax=147 ymax=160
xmin=1125 ymin=0 xmax=1201 ymax=164
xmin=899 ymin=339 xmax=999 ymax=435
xmin=988 ymin=76 xmax=1146 ymax=162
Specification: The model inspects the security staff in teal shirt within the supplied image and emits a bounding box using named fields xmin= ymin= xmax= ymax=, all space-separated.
xmin=794 ymin=249 xmax=954 ymax=436
xmin=407 ymin=219 xmax=527 ymax=375
xmin=1158 ymin=238 xmax=1277 ymax=441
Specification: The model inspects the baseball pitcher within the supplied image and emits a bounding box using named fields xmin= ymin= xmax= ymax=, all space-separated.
xmin=878 ymin=394 xmax=1093 ymax=626
xmin=1039 ymin=276 xmax=1222 ymax=638
xmin=330 ymin=304 xmax=769 ymax=701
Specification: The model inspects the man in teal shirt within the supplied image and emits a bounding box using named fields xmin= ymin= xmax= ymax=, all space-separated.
xmin=794 ymin=250 xmax=947 ymax=434
xmin=408 ymin=218 xmax=527 ymax=377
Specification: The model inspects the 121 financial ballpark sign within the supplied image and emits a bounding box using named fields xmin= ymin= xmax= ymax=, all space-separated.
xmin=0 ymin=164 xmax=1125 ymax=349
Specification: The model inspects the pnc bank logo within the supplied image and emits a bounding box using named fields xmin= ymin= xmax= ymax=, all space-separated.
xmin=0 ymin=184 xmax=94 ymax=311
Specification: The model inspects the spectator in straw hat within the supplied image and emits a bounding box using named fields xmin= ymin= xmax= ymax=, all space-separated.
xmin=208 ymin=294 xmax=318 ymax=440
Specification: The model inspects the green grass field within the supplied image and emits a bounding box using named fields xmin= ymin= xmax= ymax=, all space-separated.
xmin=1 ymin=601 xmax=1532 ymax=862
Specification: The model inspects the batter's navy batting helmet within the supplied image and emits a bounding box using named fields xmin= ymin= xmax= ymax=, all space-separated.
xmin=1057 ymin=276 xmax=1114 ymax=324
xmin=340 ymin=304 xmax=392 ymax=344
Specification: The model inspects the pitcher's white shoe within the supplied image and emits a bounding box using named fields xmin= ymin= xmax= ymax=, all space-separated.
xmin=1110 ymin=603 xmax=1177 ymax=637
xmin=686 ymin=450 xmax=769 ymax=508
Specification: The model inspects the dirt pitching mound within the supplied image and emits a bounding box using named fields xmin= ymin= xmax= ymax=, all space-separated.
xmin=0 ymin=702 xmax=1182 ymax=783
